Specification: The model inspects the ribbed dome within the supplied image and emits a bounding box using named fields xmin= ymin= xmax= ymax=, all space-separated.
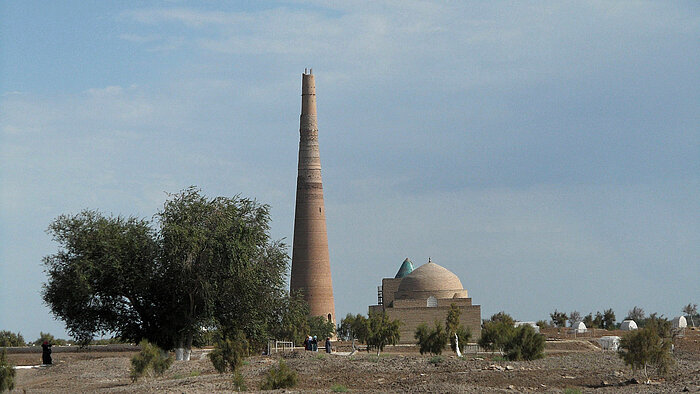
xmin=397 ymin=262 xmax=464 ymax=294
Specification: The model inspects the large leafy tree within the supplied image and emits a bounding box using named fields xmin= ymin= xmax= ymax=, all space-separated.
xmin=42 ymin=187 xmax=289 ymax=354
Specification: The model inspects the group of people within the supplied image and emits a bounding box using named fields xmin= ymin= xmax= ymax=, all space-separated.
xmin=302 ymin=335 xmax=332 ymax=353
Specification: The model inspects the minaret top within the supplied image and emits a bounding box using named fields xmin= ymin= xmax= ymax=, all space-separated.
xmin=301 ymin=70 xmax=316 ymax=115
xmin=303 ymin=67 xmax=313 ymax=75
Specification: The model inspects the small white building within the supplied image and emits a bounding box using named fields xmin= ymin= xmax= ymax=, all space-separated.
xmin=569 ymin=321 xmax=587 ymax=334
xmin=672 ymin=316 xmax=687 ymax=329
xmin=514 ymin=321 xmax=540 ymax=333
xmin=598 ymin=336 xmax=621 ymax=351
xmin=620 ymin=320 xmax=638 ymax=330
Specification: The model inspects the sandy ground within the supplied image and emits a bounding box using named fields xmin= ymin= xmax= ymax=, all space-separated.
xmin=7 ymin=331 xmax=700 ymax=393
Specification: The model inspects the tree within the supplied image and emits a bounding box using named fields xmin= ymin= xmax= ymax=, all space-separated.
xmin=0 ymin=331 xmax=24 ymax=347
xmin=582 ymin=313 xmax=594 ymax=329
xmin=549 ymin=309 xmax=568 ymax=328
xmin=210 ymin=331 xmax=249 ymax=374
xmin=308 ymin=316 xmax=335 ymax=341
xmin=415 ymin=320 xmax=449 ymax=355
xmin=503 ymin=325 xmax=545 ymax=361
xmin=626 ymin=306 xmax=645 ymax=323
xmin=365 ymin=312 xmax=401 ymax=356
xmin=42 ymin=187 xmax=290 ymax=357
xmin=445 ymin=304 xmax=471 ymax=354
xmin=0 ymin=350 xmax=15 ymax=392
xmin=568 ymin=311 xmax=581 ymax=327
xmin=489 ymin=311 xmax=514 ymax=326
xmin=272 ymin=291 xmax=311 ymax=345
xmin=682 ymin=303 xmax=698 ymax=327
xmin=603 ymin=308 xmax=616 ymax=330
xmin=593 ymin=312 xmax=604 ymax=329
xmin=478 ymin=320 xmax=514 ymax=353
xmin=33 ymin=332 xmax=69 ymax=346
xmin=337 ymin=314 xmax=369 ymax=350
xmin=619 ymin=325 xmax=674 ymax=382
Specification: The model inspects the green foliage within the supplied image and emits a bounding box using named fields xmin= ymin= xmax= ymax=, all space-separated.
xmin=428 ymin=355 xmax=444 ymax=365
xmin=0 ymin=331 xmax=25 ymax=347
xmin=42 ymin=187 xmax=290 ymax=351
xmin=90 ymin=337 xmax=127 ymax=345
xmin=415 ymin=320 xmax=449 ymax=355
xmin=308 ymin=315 xmax=335 ymax=341
xmin=582 ymin=314 xmax=594 ymax=329
xmin=445 ymin=304 xmax=471 ymax=353
xmin=563 ymin=389 xmax=582 ymax=394
xmin=260 ymin=360 xmax=297 ymax=390
xmin=503 ymin=325 xmax=545 ymax=361
xmin=33 ymin=332 xmax=70 ymax=346
xmin=209 ymin=331 xmax=249 ymax=374
xmin=619 ymin=325 xmax=674 ymax=381
xmin=568 ymin=311 xmax=581 ymax=327
xmin=365 ymin=312 xmax=401 ymax=355
xmin=488 ymin=311 xmax=514 ymax=326
xmin=536 ymin=320 xmax=551 ymax=329
xmin=0 ymin=350 xmax=15 ymax=393
xmin=602 ymin=308 xmax=616 ymax=330
xmin=550 ymin=309 xmax=568 ymax=327
xmin=232 ymin=371 xmax=247 ymax=391
xmin=130 ymin=340 xmax=173 ymax=382
xmin=272 ymin=291 xmax=310 ymax=345
xmin=338 ymin=314 xmax=369 ymax=344
xmin=331 ymin=384 xmax=349 ymax=392
xmin=643 ymin=313 xmax=672 ymax=339
xmin=478 ymin=320 xmax=515 ymax=353
xmin=626 ymin=306 xmax=645 ymax=323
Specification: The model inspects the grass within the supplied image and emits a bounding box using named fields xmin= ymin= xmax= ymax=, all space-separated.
xmin=189 ymin=370 xmax=201 ymax=377
xmin=564 ymin=389 xmax=582 ymax=394
xmin=491 ymin=355 xmax=507 ymax=362
xmin=331 ymin=383 xmax=349 ymax=392
xmin=314 ymin=353 xmax=326 ymax=360
xmin=429 ymin=355 xmax=444 ymax=365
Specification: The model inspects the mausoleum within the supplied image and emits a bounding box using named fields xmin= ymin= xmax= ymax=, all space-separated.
xmin=369 ymin=258 xmax=481 ymax=344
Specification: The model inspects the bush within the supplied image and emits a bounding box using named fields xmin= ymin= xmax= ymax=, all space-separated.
xmin=130 ymin=340 xmax=173 ymax=382
xmin=415 ymin=320 xmax=449 ymax=355
xmin=428 ymin=355 xmax=443 ymax=365
xmin=331 ymin=384 xmax=349 ymax=392
xmin=503 ymin=325 xmax=545 ymax=361
xmin=210 ymin=331 xmax=249 ymax=374
xmin=619 ymin=325 xmax=674 ymax=381
xmin=260 ymin=360 xmax=297 ymax=390
xmin=0 ymin=350 xmax=16 ymax=392
xmin=32 ymin=332 xmax=70 ymax=346
xmin=232 ymin=371 xmax=247 ymax=391
xmin=478 ymin=320 xmax=514 ymax=353
xmin=0 ymin=331 xmax=25 ymax=347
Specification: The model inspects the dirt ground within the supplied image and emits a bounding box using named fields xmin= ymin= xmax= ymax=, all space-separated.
xmin=7 ymin=331 xmax=700 ymax=393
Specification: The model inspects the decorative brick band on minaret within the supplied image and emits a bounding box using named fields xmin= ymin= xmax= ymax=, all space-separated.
xmin=290 ymin=69 xmax=336 ymax=325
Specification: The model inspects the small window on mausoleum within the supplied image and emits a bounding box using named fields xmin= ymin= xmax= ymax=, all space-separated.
xmin=427 ymin=296 xmax=437 ymax=308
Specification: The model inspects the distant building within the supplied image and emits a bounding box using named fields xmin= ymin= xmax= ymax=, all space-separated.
xmin=514 ymin=322 xmax=540 ymax=333
xmin=620 ymin=320 xmax=638 ymax=330
xmin=569 ymin=321 xmax=587 ymax=334
xmin=369 ymin=258 xmax=481 ymax=344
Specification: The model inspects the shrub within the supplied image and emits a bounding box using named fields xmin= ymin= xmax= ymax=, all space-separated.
xmin=503 ymin=325 xmax=545 ymax=361
xmin=0 ymin=350 xmax=16 ymax=392
xmin=619 ymin=325 xmax=674 ymax=381
xmin=0 ymin=331 xmax=25 ymax=347
xmin=260 ymin=360 xmax=297 ymax=390
xmin=415 ymin=320 xmax=449 ymax=355
xmin=209 ymin=331 xmax=249 ymax=374
xmin=232 ymin=371 xmax=247 ymax=391
xmin=445 ymin=304 xmax=471 ymax=353
xmin=130 ymin=340 xmax=173 ymax=382
xmin=331 ymin=384 xmax=349 ymax=392
xmin=478 ymin=320 xmax=514 ymax=353
xmin=428 ymin=355 xmax=443 ymax=365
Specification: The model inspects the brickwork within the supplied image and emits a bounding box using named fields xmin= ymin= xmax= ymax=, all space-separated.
xmin=290 ymin=71 xmax=335 ymax=324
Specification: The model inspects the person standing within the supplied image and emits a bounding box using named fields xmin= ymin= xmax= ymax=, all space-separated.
xmin=325 ymin=337 xmax=332 ymax=354
xmin=41 ymin=341 xmax=52 ymax=365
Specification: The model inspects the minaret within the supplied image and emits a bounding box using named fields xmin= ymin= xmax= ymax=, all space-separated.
xmin=290 ymin=69 xmax=336 ymax=325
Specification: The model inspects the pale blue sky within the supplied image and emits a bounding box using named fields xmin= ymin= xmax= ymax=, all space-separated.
xmin=1 ymin=1 xmax=698 ymax=340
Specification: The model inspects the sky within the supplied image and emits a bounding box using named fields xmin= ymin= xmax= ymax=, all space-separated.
xmin=1 ymin=1 xmax=698 ymax=341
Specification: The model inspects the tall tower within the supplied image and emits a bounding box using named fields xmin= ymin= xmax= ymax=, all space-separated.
xmin=290 ymin=69 xmax=336 ymax=325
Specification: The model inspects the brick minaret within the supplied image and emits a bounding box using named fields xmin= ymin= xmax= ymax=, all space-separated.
xmin=290 ymin=69 xmax=335 ymax=325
